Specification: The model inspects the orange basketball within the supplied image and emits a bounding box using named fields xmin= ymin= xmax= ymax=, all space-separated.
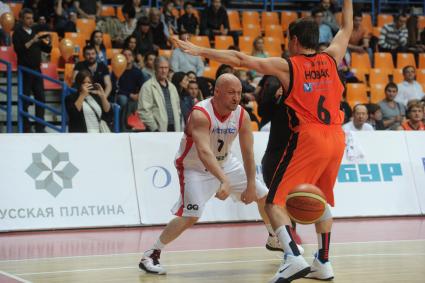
xmin=286 ymin=184 xmax=327 ymax=224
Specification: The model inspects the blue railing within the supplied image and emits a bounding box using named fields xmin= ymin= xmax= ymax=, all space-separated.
xmin=0 ymin=58 xmax=13 ymax=133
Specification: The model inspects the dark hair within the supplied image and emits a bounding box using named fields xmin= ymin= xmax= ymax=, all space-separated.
xmin=366 ymin=103 xmax=381 ymax=115
xmin=395 ymin=13 xmax=407 ymax=21
xmin=186 ymin=70 xmax=196 ymax=77
xmin=74 ymin=69 xmax=92 ymax=91
xmin=171 ymin=72 xmax=187 ymax=94
xmin=385 ymin=82 xmax=398 ymax=92
xmin=83 ymin=44 xmax=96 ymax=54
xmin=144 ymin=51 xmax=156 ymax=62
xmin=124 ymin=35 xmax=137 ymax=49
xmin=215 ymin=64 xmax=234 ymax=79
xmin=288 ymin=18 xmax=319 ymax=50
xmin=188 ymin=80 xmax=198 ymax=85
xmin=21 ymin=8 xmax=33 ymax=17
xmin=122 ymin=4 xmax=136 ymax=18
xmin=179 ymin=30 xmax=189 ymax=36
xmin=227 ymin=45 xmax=240 ymax=51
xmin=137 ymin=16 xmax=150 ymax=27
xmin=402 ymin=65 xmax=415 ymax=75
xmin=353 ymin=11 xmax=363 ymax=19
xmin=184 ymin=2 xmax=193 ymax=9
xmin=406 ymin=100 xmax=423 ymax=114
xmin=89 ymin=30 xmax=106 ymax=51
xmin=311 ymin=7 xmax=325 ymax=17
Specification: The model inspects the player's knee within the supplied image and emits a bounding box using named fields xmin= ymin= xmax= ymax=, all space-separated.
xmin=256 ymin=195 xmax=267 ymax=204
xmin=316 ymin=204 xmax=333 ymax=223
xmin=182 ymin=216 xmax=199 ymax=228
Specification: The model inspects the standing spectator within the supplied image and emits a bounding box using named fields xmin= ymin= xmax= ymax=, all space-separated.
xmin=73 ymin=45 xmax=112 ymax=98
xmin=89 ymin=30 xmax=108 ymax=66
xmin=161 ymin=0 xmax=178 ymax=34
xmin=74 ymin=0 xmax=101 ymax=20
xmin=138 ymin=56 xmax=183 ymax=132
xmin=401 ymin=100 xmax=425 ymax=130
xmin=24 ymin=0 xmax=55 ymax=21
xmin=124 ymin=0 xmax=149 ymax=19
xmin=178 ymin=2 xmax=199 ymax=35
xmin=121 ymin=5 xmax=137 ymax=41
xmin=396 ymin=65 xmax=425 ymax=106
xmin=170 ymin=31 xmax=204 ymax=76
xmin=200 ymin=0 xmax=229 ymax=40
xmin=378 ymin=14 xmax=408 ymax=63
xmin=342 ymin=104 xmax=374 ymax=131
xmin=111 ymin=48 xmax=149 ymax=131
xmin=378 ymin=82 xmax=406 ymax=130
xmin=54 ymin=0 xmax=77 ymax=37
xmin=66 ymin=70 xmax=112 ymax=133
xmin=13 ymin=8 xmax=52 ymax=133
xmin=366 ymin=103 xmax=385 ymax=130
xmin=319 ymin=0 xmax=339 ymax=34
xmin=348 ymin=12 xmax=371 ymax=60
xmin=149 ymin=8 xmax=169 ymax=49
xmin=0 ymin=1 xmax=11 ymax=46
xmin=171 ymin=72 xmax=193 ymax=123
xmin=142 ymin=51 xmax=156 ymax=78
xmin=312 ymin=8 xmax=333 ymax=44
xmin=133 ymin=17 xmax=155 ymax=56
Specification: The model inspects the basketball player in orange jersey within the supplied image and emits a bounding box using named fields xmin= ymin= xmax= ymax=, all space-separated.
xmin=139 ymin=73 xmax=303 ymax=275
xmin=174 ymin=0 xmax=353 ymax=281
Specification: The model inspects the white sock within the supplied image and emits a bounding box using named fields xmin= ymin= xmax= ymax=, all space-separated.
xmin=152 ymin=238 xmax=165 ymax=251
xmin=266 ymin=224 xmax=275 ymax=236
xmin=275 ymin=225 xmax=300 ymax=256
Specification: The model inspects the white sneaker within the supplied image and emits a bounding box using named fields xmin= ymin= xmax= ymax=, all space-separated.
xmin=139 ymin=249 xmax=166 ymax=275
xmin=269 ymin=254 xmax=310 ymax=283
xmin=266 ymin=236 xmax=304 ymax=255
xmin=305 ymin=254 xmax=334 ymax=281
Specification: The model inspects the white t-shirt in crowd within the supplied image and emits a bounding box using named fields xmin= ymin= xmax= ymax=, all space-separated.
xmin=342 ymin=121 xmax=374 ymax=132
xmin=396 ymin=81 xmax=425 ymax=106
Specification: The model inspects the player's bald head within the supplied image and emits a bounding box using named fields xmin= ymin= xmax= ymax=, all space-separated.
xmin=215 ymin=73 xmax=241 ymax=92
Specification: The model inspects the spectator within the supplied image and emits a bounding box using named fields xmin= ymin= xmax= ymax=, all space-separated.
xmin=312 ymin=8 xmax=333 ymax=44
xmin=149 ymin=8 xmax=169 ymax=49
xmin=111 ymin=48 xmax=149 ymax=131
xmin=396 ymin=65 xmax=425 ymax=106
xmin=137 ymin=56 xmax=183 ymax=132
xmin=186 ymin=70 xmax=197 ymax=81
xmin=73 ymin=45 xmax=112 ymax=98
xmin=13 ymin=8 xmax=52 ymax=133
xmin=171 ymin=72 xmax=192 ymax=123
xmin=187 ymin=79 xmax=203 ymax=103
xmin=123 ymin=35 xmax=140 ymax=66
xmin=378 ymin=82 xmax=406 ymax=130
xmin=74 ymin=0 xmax=101 ymax=20
xmin=400 ymin=100 xmax=424 ymax=130
xmin=348 ymin=12 xmax=371 ymax=59
xmin=170 ymin=31 xmax=204 ymax=76
xmin=378 ymin=14 xmax=408 ymax=63
xmin=123 ymin=0 xmax=148 ymax=19
xmin=0 ymin=1 xmax=11 ymax=46
xmin=319 ymin=0 xmax=339 ymax=34
xmin=89 ymin=30 xmax=108 ymax=66
xmin=200 ymin=0 xmax=229 ymax=40
xmin=54 ymin=0 xmax=77 ymax=37
xmin=252 ymin=36 xmax=267 ymax=58
xmin=178 ymin=2 xmax=199 ymax=35
xmin=121 ymin=5 xmax=137 ymax=40
xmin=342 ymin=104 xmax=374 ymax=132
xmin=161 ymin=0 xmax=178 ymax=34
xmin=24 ymin=0 xmax=55 ymax=21
xmin=133 ymin=17 xmax=155 ymax=56
xmin=142 ymin=51 xmax=156 ymax=78
xmin=366 ymin=103 xmax=385 ymax=130
xmin=66 ymin=69 xmax=112 ymax=133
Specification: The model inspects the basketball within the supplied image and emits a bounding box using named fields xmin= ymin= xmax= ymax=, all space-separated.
xmin=286 ymin=184 xmax=327 ymax=224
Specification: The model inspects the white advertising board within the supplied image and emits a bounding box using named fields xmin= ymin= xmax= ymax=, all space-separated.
xmin=0 ymin=134 xmax=140 ymax=231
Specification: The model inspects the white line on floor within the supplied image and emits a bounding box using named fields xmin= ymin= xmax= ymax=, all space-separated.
xmin=0 ymin=270 xmax=32 ymax=283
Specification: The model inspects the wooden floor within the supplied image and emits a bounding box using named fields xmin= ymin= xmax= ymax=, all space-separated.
xmin=0 ymin=218 xmax=425 ymax=283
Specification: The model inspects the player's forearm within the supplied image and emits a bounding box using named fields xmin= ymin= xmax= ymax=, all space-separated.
xmin=198 ymin=48 xmax=242 ymax=68
xmin=198 ymin=149 xmax=227 ymax=183
xmin=341 ymin=0 xmax=353 ymax=32
xmin=242 ymin=153 xmax=256 ymax=186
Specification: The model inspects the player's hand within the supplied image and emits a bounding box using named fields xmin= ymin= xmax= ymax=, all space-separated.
xmin=215 ymin=181 xmax=230 ymax=201
xmin=172 ymin=38 xmax=202 ymax=56
xmin=241 ymin=184 xmax=257 ymax=204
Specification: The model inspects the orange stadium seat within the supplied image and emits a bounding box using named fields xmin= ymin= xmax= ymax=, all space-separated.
xmin=377 ymin=14 xmax=393 ymax=27
xmin=101 ymin=6 xmax=115 ymax=17
xmin=346 ymin=83 xmax=368 ymax=105
xmin=281 ymin=11 xmax=298 ymax=32
xmin=239 ymin=36 xmax=254 ymax=54
xmin=116 ymin=6 xmax=125 ymax=22
xmin=76 ymin=19 xmax=96 ymax=40
xmin=158 ymin=49 xmax=172 ymax=58
xmin=419 ymin=54 xmax=425 ymax=69
xmin=264 ymin=37 xmax=282 ymax=57
xmin=103 ymin=33 xmax=112 ymax=49
xmin=8 ymin=2 xmax=22 ymax=19
xmin=265 ymin=25 xmax=284 ymax=43
xmin=0 ymin=46 xmax=17 ymax=71
xmin=40 ymin=63 xmax=61 ymax=90
xmin=215 ymin=36 xmax=234 ymax=50
xmin=261 ymin=11 xmax=279 ymax=29
xmin=65 ymin=32 xmax=85 ymax=54
xmin=227 ymin=10 xmax=242 ymax=31
xmin=243 ymin=24 xmax=261 ymax=38
xmin=47 ymin=32 xmax=59 ymax=49
xmin=209 ymin=60 xmax=220 ymax=68
xmin=50 ymin=48 xmax=64 ymax=70
xmin=350 ymin=68 xmax=368 ymax=83
xmin=64 ymin=63 xmax=75 ymax=86
xmin=362 ymin=13 xmax=373 ymax=34
xmin=418 ymin=16 xmax=425 ymax=29
xmin=397 ymin=53 xmax=416 ymax=69
xmin=369 ymin=68 xmax=390 ymax=85
xmin=416 ymin=69 xmax=425 ymax=85
xmin=242 ymin=11 xmax=260 ymax=27
xmin=190 ymin=36 xmax=210 ymax=48
xmin=203 ymin=65 xmax=218 ymax=79
xmin=374 ymin=52 xmax=394 ymax=72
xmin=351 ymin=53 xmax=371 ymax=70
xmin=392 ymin=69 xmax=403 ymax=84
xmin=372 ymin=27 xmax=382 ymax=38
xmin=370 ymin=83 xmax=386 ymax=103
xmin=301 ymin=11 xmax=311 ymax=18
xmin=106 ymin=48 xmax=122 ymax=59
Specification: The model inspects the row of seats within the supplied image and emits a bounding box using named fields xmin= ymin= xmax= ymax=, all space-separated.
xmin=352 ymin=52 xmax=425 ymax=71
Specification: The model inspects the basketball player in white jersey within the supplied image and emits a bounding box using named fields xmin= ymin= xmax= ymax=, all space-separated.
xmin=139 ymin=73 xmax=301 ymax=275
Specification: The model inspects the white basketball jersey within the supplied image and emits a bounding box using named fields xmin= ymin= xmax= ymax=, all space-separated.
xmin=175 ymin=97 xmax=244 ymax=170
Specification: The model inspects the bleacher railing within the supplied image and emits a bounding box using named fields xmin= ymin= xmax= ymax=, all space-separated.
xmin=0 ymin=58 xmax=13 ymax=133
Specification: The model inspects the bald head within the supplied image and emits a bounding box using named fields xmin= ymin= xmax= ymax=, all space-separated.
xmin=215 ymin=73 xmax=241 ymax=91
xmin=213 ymin=73 xmax=242 ymax=113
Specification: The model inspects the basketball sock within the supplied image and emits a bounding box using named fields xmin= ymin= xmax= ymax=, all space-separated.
xmin=152 ymin=238 xmax=165 ymax=251
xmin=265 ymin=224 xmax=275 ymax=236
xmin=275 ymin=225 xmax=300 ymax=256
xmin=317 ymin=232 xmax=331 ymax=263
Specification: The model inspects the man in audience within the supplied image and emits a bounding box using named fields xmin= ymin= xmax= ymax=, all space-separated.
xmin=74 ymin=0 xmax=101 ymax=20
xmin=378 ymin=82 xmax=406 ymax=130
xmin=400 ymin=100 xmax=425 ymax=130
xmin=320 ymin=0 xmax=340 ymax=34
xmin=171 ymin=31 xmax=204 ymax=76
xmin=178 ymin=2 xmax=199 ymax=35
xmin=342 ymin=104 xmax=374 ymax=132
xmin=142 ymin=51 xmax=156 ymax=78
xmin=138 ymin=56 xmax=183 ymax=132
xmin=200 ymin=0 xmax=229 ymax=40
xmin=13 ymin=8 xmax=52 ymax=133
xmin=149 ymin=8 xmax=169 ymax=49
xmin=348 ymin=13 xmax=371 ymax=58
xmin=378 ymin=13 xmax=408 ymax=63
xmin=312 ymin=8 xmax=333 ymax=44
xmin=73 ymin=45 xmax=112 ymax=98
xmin=396 ymin=65 xmax=425 ymax=106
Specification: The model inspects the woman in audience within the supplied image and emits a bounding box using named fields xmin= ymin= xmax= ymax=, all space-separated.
xmin=172 ymin=72 xmax=192 ymax=123
xmin=132 ymin=17 xmax=156 ymax=56
xmin=66 ymin=70 xmax=112 ymax=133
xmin=251 ymin=36 xmax=267 ymax=58
xmin=89 ymin=30 xmax=108 ymax=66
xmin=366 ymin=103 xmax=385 ymax=130
xmin=400 ymin=100 xmax=425 ymax=130
xmin=124 ymin=35 xmax=144 ymax=68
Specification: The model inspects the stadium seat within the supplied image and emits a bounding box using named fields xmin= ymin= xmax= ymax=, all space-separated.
xmin=190 ymin=36 xmax=210 ymax=48
xmin=64 ymin=63 xmax=75 ymax=86
xmin=103 ymin=33 xmax=112 ymax=49
xmin=46 ymin=32 xmax=60 ymax=49
xmin=265 ymin=25 xmax=284 ymax=43
xmin=40 ymin=63 xmax=61 ymax=90
xmin=215 ymin=36 xmax=234 ymax=50
xmin=158 ymin=49 xmax=172 ymax=58
xmin=8 ymin=2 xmax=22 ymax=19
xmin=392 ymin=69 xmax=403 ymax=84
xmin=242 ymin=24 xmax=261 ymax=38
xmin=397 ymin=53 xmax=416 ymax=69
xmin=377 ymin=14 xmax=393 ymax=27
xmin=264 ymin=37 xmax=282 ymax=57
xmin=281 ymin=11 xmax=298 ymax=32
xmin=301 ymin=11 xmax=311 ymax=18
xmin=351 ymin=53 xmax=371 ymax=70
xmin=416 ymin=69 xmax=425 ymax=85
xmin=209 ymin=60 xmax=220 ymax=68
xmin=239 ymin=36 xmax=254 ymax=54
xmin=101 ymin=6 xmax=115 ymax=17
xmin=76 ymin=19 xmax=96 ymax=40
xmin=369 ymin=83 xmax=386 ymax=103
xmin=116 ymin=6 xmax=125 ymax=22
xmin=261 ymin=11 xmax=279 ymax=29
xmin=227 ymin=10 xmax=242 ymax=31
xmin=369 ymin=68 xmax=389 ymax=85
xmin=50 ymin=48 xmax=64 ymax=70
xmin=202 ymin=65 xmax=218 ymax=79
xmin=418 ymin=16 xmax=425 ymax=29
xmin=350 ymin=68 xmax=368 ymax=83
xmin=106 ymin=48 xmax=122 ymax=59
xmin=346 ymin=83 xmax=368 ymax=104
xmin=65 ymin=32 xmax=85 ymax=54
xmin=374 ymin=52 xmax=394 ymax=72
xmin=0 ymin=46 xmax=17 ymax=71
xmin=419 ymin=54 xmax=425 ymax=69
xmin=242 ymin=11 xmax=260 ymax=27
xmin=372 ymin=27 xmax=382 ymax=38
xmin=362 ymin=13 xmax=373 ymax=34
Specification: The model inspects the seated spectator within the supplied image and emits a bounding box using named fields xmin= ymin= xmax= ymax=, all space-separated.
xmin=396 ymin=65 xmax=425 ymax=106
xmin=319 ymin=0 xmax=339 ymax=34
xmin=54 ymin=0 xmax=77 ymax=37
xmin=149 ymin=8 xmax=170 ymax=49
xmin=24 ymin=0 xmax=54 ymax=21
xmin=74 ymin=0 xmax=101 ymax=20
xmin=400 ymin=100 xmax=425 ymax=130
xmin=197 ymin=76 xmax=215 ymax=99
xmin=187 ymin=79 xmax=203 ymax=103
xmin=366 ymin=103 xmax=385 ymax=130
xmin=348 ymin=12 xmax=372 ymax=60
xmin=89 ymin=30 xmax=108 ymax=66
xmin=171 ymin=72 xmax=193 ymax=123
xmin=252 ymin=37 xmax=267 ymax=58
xmin=161 ymin=0 xmax=178 ymax=34
xmin=343 ymin=104 xmax=374 ymax=131
xmin=73 ymin=45 xmax=112 ymax=98
xmin=378 ymin=82 xmax=406 ymax=130
xmin=142 ymin=51 xmax=156 ymax=78
xmin=170 ymin=31 xmax=204 ymax=76
xmin=133 ymin=17 xmax=155 ymax=56
xmin=121 ymin=5 xmax=137 ymax=41
xmin=137 ymin=56 xmax=183 ymax=132
xmin=123 ymin=35 xmax=141 ymax=67
xmin=378 ymin=14 xmax=408 ymax=63
xmin=123 ymin=0 xmax=148 ymax=19
xmin=111 ymin=48 xmax=149 ymax=131
xmin=186 ymin=70 xmax=197 ymax=81
xmin=0 ymin=1 xmax=11 ymax=46
xmin=178 ymin=2 xmax=199 ymax=35
xmin=312 ymin=8 xmax=333 ymax=44
xmin=200 ymin=0 xmax=229 ymax=40
xmin=66 ymin=70 xmax=112 ymax=133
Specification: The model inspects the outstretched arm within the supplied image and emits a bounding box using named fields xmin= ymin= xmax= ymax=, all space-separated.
xmin=324 ymin=0 xmax=353 ymax=64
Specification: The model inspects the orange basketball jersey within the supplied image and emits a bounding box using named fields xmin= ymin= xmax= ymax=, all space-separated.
xmin=284 ymin=53 xmax=345 ymax=128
